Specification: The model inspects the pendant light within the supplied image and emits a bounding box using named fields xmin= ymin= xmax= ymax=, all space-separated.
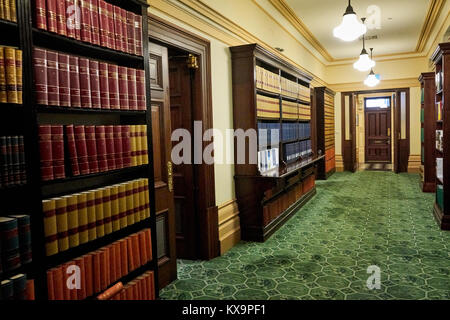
xmin=353 ymin=19 xmax=375 ymax=72
xmin=364 ymin=48 xmax=380 ymax=87
xmin=333 ymin=0 xmax=367 ymax=42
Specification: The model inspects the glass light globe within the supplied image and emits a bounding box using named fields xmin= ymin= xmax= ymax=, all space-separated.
xmin=333 ymin=13 xmax=367 ymax=42
xmin=354 ymin=52 xmax=375 ymax=71
xmin=364 ymin=70 xmax=380 ymax=87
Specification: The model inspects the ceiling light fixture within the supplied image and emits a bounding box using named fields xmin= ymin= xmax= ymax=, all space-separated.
xmin=353 ymin=19 xmax=375 ymax=72
xmin=333 ymin=0 xmax=367 ymax=42
xmin=364 ymin=48 xmax=380 ymax=87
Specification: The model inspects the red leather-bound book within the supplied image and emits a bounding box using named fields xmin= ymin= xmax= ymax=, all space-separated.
xmin=46 ymin=0 xmax=58 ymax=33
xmin=65 ymin=125 xmax=80 ymax=176
xmin=69 ymin=56 xmax=81 ymax=108
xmin=85 ymin=125 xmax=99 ymax=173
xmin=93 ymin=251 xmax=101 ymax=294
xmin=39 ymin=125 xmax=54 ymax=181
xmin=35 ymin=0 xmax=47 ymax=30
xmin=74 ymin=125 xmax=90 ymax=175
xmin=65 ymin=0 xmax=76 ymax=38
xmin=46 ymin=50 xmax=60 ymax=106
xmin=126 ymin=12 xmax=135 ymax=54
xmin=98 ymin=0 xmax=109 ymax=48
xmin=89 ymin=0 xmax=100 ymax=45
xmin=98 ymin=62 xmax=110 ymax=109
xmin=95 ymin=126 xmax=108 ymax=172
xmin=106 ymin=3 xmax=116 ymax=50
xmin=121 ymin=126 xmax=131 ymax=168
xmin=58 ymin=53 xmax=71 ymax=107
xmin=127 ymin=68 xmax=137 ymax=110
xmin=113 ymin=6 xmax=123 ymax=52
xmin=79 ymin=58 xmax=92 ymax=108
xmin=108 ymin=64 xmax=120 ymax=109
xmin=136 ymin=69 xmax=146 ymax=110
xmin=80 ymin=0 xmax=92 ymax=43
xmin=33 ymin=48 xmax=48 ymax=105
xmin=51 ymin=125 xmax=65 ymax=179
xmin=56 ymin=0 xmax=67 ymax=36
xmin=113 ymin=126 xmax=123 ymax=169
xmin=104 ymin=125 xmax=116 ymax=170
xmin=118 ymin=66 xmax=129 ymax=110
xmin=89 ymin=60 xmax=101 ymax=109
xmin=83 ymin=254 xmax=94 ymax=298
xmin=134 ymin=14 xmax=143 ymax=56
xmin=120 ymin=8 xmax=128 ymax=53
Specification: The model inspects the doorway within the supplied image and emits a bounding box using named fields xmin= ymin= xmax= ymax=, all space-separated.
xmin=364 ymin=97 xmax=392 ymax=163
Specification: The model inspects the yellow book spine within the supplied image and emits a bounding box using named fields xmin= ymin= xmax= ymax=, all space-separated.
xmin=85 ymin=191 xmax=97 ymax=241
xmin=130 ymin=125 xmax=138 ymax=167
xmin=142 ymin=125 xmax=149 ymax=165
xmin=15 ymin=49 xmax=22 ymax=104
xmin=4 ymin=47 xmax=17 ymax=104
xmin=136 ymin=125 xmax=143 ymax=166
xmin=4 ymin=0 xmax=10 ymax=21
xmin=42 ymin=199 xmax=58 ymax=256
xmin=118 ymin=184 xmax=128 ymax=229
xmin=144 ymin=179 xmax=150 ymax=219
xmin=94 ymin=189 xmax=105 ymax=238
xmin=0 ymin=2 xmax=4 ymax=20
xmin=125 ymin=182 xmax=135 ymax=226
xmin=102 ymin=187 xmax=112 ymax=235
xmin=0 ymin=47 xmax=7 ymax=103
xmin=132 ymin=180 xmax=141 ymax=223
xmin=138 ymin=179 xmax=146 ymax=221
xmin=55 ymin=197 xmax=69 ymax=252
xmin=110 ymin=185 xmax=120 ymax=232
xmin=65 ymin=195 xmax=80 ymax=248
xmin=9 ymin=0 xmax=16 ymax=22
xmin=76 ymin=193 xmax=89 ymax=245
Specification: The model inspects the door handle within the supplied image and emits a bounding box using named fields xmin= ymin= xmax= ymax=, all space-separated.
xmin=388 ymin=128 xmax=391 ymax=137
xmin=167 ymin=161 xmax=173 ymax=193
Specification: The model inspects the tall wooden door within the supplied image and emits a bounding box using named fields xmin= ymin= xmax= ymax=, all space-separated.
xmin=169 ymin=57 xmax=197 ymax=259
xmin=149 ymin=42 xmax=177 ymax=288
xmin=365 ymin=107 xmax=391 ymax=162
xmin=342 ymin=93 xmax=357 ymax=172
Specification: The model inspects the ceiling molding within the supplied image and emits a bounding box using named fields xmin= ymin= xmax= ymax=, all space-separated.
xmin=329 ymin=77 xmax=420 ymax=92
xmin=267 ymin=0 xmax=333 ymax=61
xmin=415 ymin=0 xmax=445 ymax=52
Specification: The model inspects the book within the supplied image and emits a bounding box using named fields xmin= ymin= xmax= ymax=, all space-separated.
xmin=35 ymin=0 xmax=48 ymax=29
xmin=57 ymin=53 xmax=70 ymax=107
xmin=95 ymin=125 xmax=108 ymax=172
xmin=8 ymin=215 xmax=32 ymax=265
xmin=1 ymin=279 xmax=13 ymax=300
xmin=106 ymin=3 xmax=115 ymax=50
xmin=65 ymin=0 xmax=76 ymax=38
xmin=110 ymin=185 xmax=120 ymax=232
xmin=108 ymin=64 xmax=120 ymax=109
xmin=90 ymin=0 xmax=101 ymax=45
xmin=104 ymin=125 xmax=116 ymax=170
xmin=125 ymin=182 xmax=135 ymax=226
xmin=94 ymin=189 xmax=105 ymax=238
xmin=98 ymin=0 xmax=109 ymax=48
xmin=10 ymin=274 xmax=26 ymax=300
xmin=74 ymin=257 xmax=87 ymax=299
xmin=46 ymin=50 xmax=60 ymax=106
xmin=43 ymin=199 xmax=58 ymax=256
xmin=74 ymin=125 xmax=90 ymax=175
xmin=102 ymin=187 xmax=112 ymax=235
xmin=18 ymin=136 xmax=26 ymax=184
xmin=85 ymin=191 xmax=97 ymax=241
xmin=118 ymin=184 xmax=127 ymax=229
xmin=98 ymin=62 xmax=110 ymax=109
xmin=79 ymin=58 xmax=92 ymax=108
xmin=69 ymin=56 xmax=81 ymax=107
xmin=120 ymin=8 xmax=128 ymax=53
xmin=46 ymin=0 xmax=58 ymax=33
xmin=126 ymin=12 xmax=135 ymax=54
xmin=4 ymin=47 xmax=18 ymax=104
xmin=118 ymin=66 xmax=129 ymax=109
xmin=134 ymin=14 xmax=143 ymax=56
xmin=76 ymin=192 xmax=89 ymax=244
xmin=80 ymin=0 xmax=92 ymax=43
xmin=15 ymin=49 xmax=22 ymax=104
xmin=0 ymin=217 xmax=20 ymax=272
xmin=56 ymin=0 xmax=67 ymax=36
xmin=132 ymin=180 xmax=141 ymax=223
xmin=113 ymin=126 xmax=123 ymax=169
xmin=85 ymin=125 xmax=99 ymax=173
xmin=89 ymin=60 xmax=101 ymax=108
xmin=113 ymin=6 xmax=123 ymax=52
xmin=39 ymin=125 xmax=54 ymax=181
xmin=121 ymin=125 xmax=131 ymax=167
xmin=127 ymin=68 xmax=137 ymax=110
xmin=55 ymin=197 xmax=69 ymax=252
xmin=9 ymin=0 xmax=17 ymax=23
xmin=51 ymin=125 xmax=65 ymax=179
xmin=0 ymin=47 xmax=7 ymax=103
xmin=66 ymin=125 xmax=80 ymax=176
xmin=65 ymin=194 xmax=80 ymax=248
xmin=136 ymin=69 xmax=146 ymax=110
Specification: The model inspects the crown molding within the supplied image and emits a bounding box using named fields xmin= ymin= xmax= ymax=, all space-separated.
xmin=416 ymin=0 xmax=445 ymax=52
xmin=329 ymin=77 xmax=420 ymax=92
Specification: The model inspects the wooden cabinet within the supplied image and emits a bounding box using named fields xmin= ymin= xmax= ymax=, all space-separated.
xmin=313 ymin=87 xmax=336 ymax=179
xmin=230 ymin=44 xmax=323 ymax=241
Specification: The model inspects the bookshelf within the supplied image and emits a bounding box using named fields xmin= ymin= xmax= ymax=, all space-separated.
xmin=313 ymin=87 xmax=336 ymax=180
xmin=419 ymin=72 xmax=436 ymax=193
xmin=0 ymin=0 xmax=159 ymax=300
xmin=431 ymin=43 xmax=450 ymax=230
xmin=230 ymin=44 xmax=323 ymax=242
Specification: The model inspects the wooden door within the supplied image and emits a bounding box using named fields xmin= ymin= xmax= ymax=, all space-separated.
xmin=365 ymin=108 xmax=391 ymax=162
xmin=169 ymin=57 xmax=197 ymax=259
xmin=393 ymin=93 xmax=400 ymax=173
xmin=149 ymin=42 xmax=177 ymax=288
xmin=350 ymin=94 xmax=357 ymax=171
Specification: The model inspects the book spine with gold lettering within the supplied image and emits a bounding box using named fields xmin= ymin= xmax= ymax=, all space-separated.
xmin=118 ymin=184 xmax=127 ymax=229
xmin=9 ymin=0 xmax=16 ymax=22
xmin=85 ymin=191 xmax=97 ymax=241
xmin=138 ymin=179 xmax=146 ymax=220
xmin=65 ymin=194 xmax=79 ymax=248
xmin=0 ymin=47 xmax=7 ymax=103
xmin=35 ymin=0 xmax=48 ymax=30
xmin=102 ymin=187 xmax=112 ymax=235
xmin=3 ymin=0 xmax=10 ymax=21
xmin=94 ymin=189 xmax=105 ymax=238
xmin=125 ymin=182 xmax=135 ymax=226
xmin=4 ymin=47 xmax=17 ymax=104
xmin=132 ymin=180 xmax=140 ymax=223
xmin=46 ymin=0 xmax=58 ymax=33
xmin=142 ymin=125 xmax=148 ymax=165
xmin=55 ymin=0 xmax=67 ymax=36
xmin=110 ymin=185 xmax=120 ymax=232
xmin=130 ymin=125 xmax=137 ymax=166
xmin=55 ymin=197 xmax=69 ymax=252
xmin=43 ymin=199 xmax=58 ymax=256
xmin=144 ymin=179 xmax=150 ymax=219
xmin=15 ymin=49 xmax=22 ymax=104
xmin=76 ymin=193 xmax=89 ymax=244
xmin=90 ymin=0 xmax=101 ymax=45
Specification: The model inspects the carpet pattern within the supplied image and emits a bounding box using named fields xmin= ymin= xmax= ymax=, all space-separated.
xmin=160 ymin=172 xmax=450 ymax=300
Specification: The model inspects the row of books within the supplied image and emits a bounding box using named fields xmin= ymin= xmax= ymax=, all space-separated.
xmin=33 ymin=48 xmax=146 ymax=110
xmin=437 ymin=157 xmax=443 ymax=183
xmin=436 ymin=185 xmax=444 ymax=210
xmin=283 ymin=140 xmax=312 ymax=162
xmin=0 ymin=215 xmax=32 ymax=274
xmin=0 ymin=135 xmax=26 ymax=189
xmin=421 ymin=87 xmax=425 ymax=104
xmin=43 ymin=178 xmax=151 ymax=256
xmin=436 ymin=101 xmax=443 ymax=121
xmin=436 ymin=130 xmax=443 ymax=152
xmin=35 ymin=0 xmax=143 ymax=56
xmin=258 ymin=122 xmax=280 ymax=148
xmin=46 ymin=229 xmax=152 ymax=300
xmin=281 ymin=122 xmax=311 ymax=142
xmin=0 ymin=46 xmax=22 ymax=104
xmin=436 ymin=71 xmax=443 ymax=92
xmin=96 ymin=271 xmax=155 ymax=300
xmin=39 ymin=124 xmax=149 ymax=181
xmin=0 ymin=275 xmax=35 ymax=300
xmin=258 ymin=148 xmax=279 ymax=173
xmin=0 ymin=0 xmax=16 ymax=22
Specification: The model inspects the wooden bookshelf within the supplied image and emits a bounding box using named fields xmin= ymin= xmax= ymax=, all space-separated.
xmin=313 ymin=87 xmax=336 ymax=180
xmin=0 ymin=0 xmax=159 ymax=299
xmin=431 ymin=43 xmax=450 ymax=230
xmin=230 ymin=44 xmax=322 ymax=242
xmin=419 ymin=72 xmax=436 ymax=193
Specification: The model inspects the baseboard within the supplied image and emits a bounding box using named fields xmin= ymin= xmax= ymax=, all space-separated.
xmin=408 ymin=154 xmax=421 ymax=173
xmin=335 ymin=154 xmax=344 ymax=172
xmin=218 ymin=199 xmax=241 ymax=255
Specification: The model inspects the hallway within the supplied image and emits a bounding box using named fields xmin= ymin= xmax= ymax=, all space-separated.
xmin=161 ymin=172 xmax=450 ymax=300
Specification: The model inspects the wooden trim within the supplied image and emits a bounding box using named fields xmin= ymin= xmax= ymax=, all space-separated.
xmin=148 ymin=14 xmax=219 ymax=260
xmin=218 ymin=199 xmax=241 ymax=255
xmin=408 ymin=155 xmax=422 ymax=173
xmin=416 ymin=0 xmax=445 ymax=52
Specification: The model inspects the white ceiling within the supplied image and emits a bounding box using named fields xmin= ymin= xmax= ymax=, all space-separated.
xmin=284 ymin=0 xmax=432 ymax=60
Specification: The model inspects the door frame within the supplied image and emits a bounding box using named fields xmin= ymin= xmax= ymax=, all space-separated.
xmin=363 ymin=96 xmax=392 ymax=163
xmin=148 ymin=14 xmax=219 ymax=260
xmin=341 ymin=88 xmax=410 ymax=173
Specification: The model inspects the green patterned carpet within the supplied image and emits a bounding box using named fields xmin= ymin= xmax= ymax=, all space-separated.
xmin=160 ymin=172 xmax=450 ymax=300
